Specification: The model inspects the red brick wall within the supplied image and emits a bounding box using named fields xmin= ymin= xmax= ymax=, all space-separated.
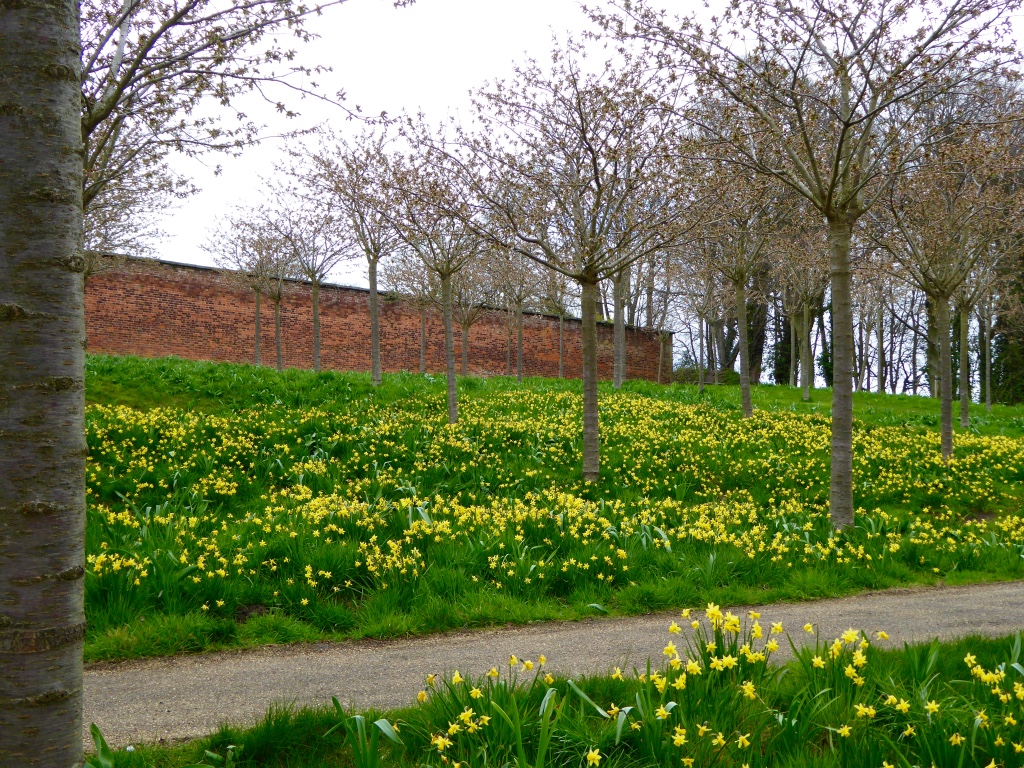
xmin=85 ymin=258 xmax=672 ymax=381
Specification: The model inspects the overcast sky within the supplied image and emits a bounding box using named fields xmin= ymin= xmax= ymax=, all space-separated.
xmin=156 ymin=0 xmax=603 ymax=287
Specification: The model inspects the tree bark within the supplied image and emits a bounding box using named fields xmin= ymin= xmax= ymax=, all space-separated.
xmin=735 ymin=280 xmax=753 ymax=418
xmin=877 ymin=303 xmax=885 ymax=394
xmin=419 ymin=308 xmax=426 ymax=374
xmin=982 ymin=301 xmax=992 ymax=412
xmin=789 ymin=316 xmax=797 ymax=388
xmin=311 ymin=280 xmax=321 ymax=372
xmin=558 ymin=314 xmax=564 ymax=378
xmin=827 ymin=217 xmax=856 ymax=529
xmin=442 ymin=273 xmax=458 ymax=424
xmin=0 ymin=0 xmax=87 ymax=759
xmin=935 ymin=293 xmax=954 ymax=461
xmin=516 ymin=304 xmax=524 ymax=382
xmin=911 ymin=310 xmax=919 ymax=396
xmin=698 ymin=316 xmax=706 ymax=394
xmin=580 ymin=277 xmax=600 ymax=482
xmin=802 ymin=304 xmax=812 ymax=402
xmin=613 ymin=272 xmax=626 ymax=389
xmin=274 ymin=300 xmax=283 ymax=371
xmin=926 ymin=298 xmax=940 ymax=398
xmin=368 ymin=256 xmax=381 ymax=386
xmin=959 ymin=307 xmax=970 ymax=428
xmin=254 ymin=290 xmax=262 ymax=367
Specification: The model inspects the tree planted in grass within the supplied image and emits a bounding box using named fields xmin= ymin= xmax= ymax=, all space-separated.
xmin=1 ymin=0 xmax=86 ymax=761
xmin=869 ymin=122 xmax=1023 ymax=460
xmin=450 ymin=47 xmax=707 ymax=481
xmin=306 ymin=132 xmax=403 ymax=386
xmin=388 ymin=149 xmax=481 ymax=423
xmin=268 ymin=190 xmax=350 ymax=372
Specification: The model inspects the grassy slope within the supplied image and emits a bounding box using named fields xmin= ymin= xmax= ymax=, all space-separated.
xmin=82 ymin=355 xmax=1024 ymax=662
xmin=86 ymin=354 xmax=1024 ymax=433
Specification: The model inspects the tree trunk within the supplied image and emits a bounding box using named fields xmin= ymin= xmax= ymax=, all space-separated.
xmin=959 ymin=307 xmax=970 ymax=428
xmin=461 ymin=321 xmax=469 ymax=376
xmin=926 ymin=298 xmax=940 ymax=398
xmin=735 ymin=280 xmax=753 ymax=418
xmin=580 ymin=277 xmax=600 ymax=482
xmin=368 ymin=256 xmax=381 ymax=386
xmin=311 ymin=280 xmax=321 ymax=372
xmin=558 ymin=314 xmax=564 ymax=378
xmin=442 ymin=273 xmax=458 ymax=424
xmin=274 ymin=300 xmax=283 ymax=371
xmin=789 ymin=316 xmax=798 ymax=388
xmin=827 ymin=217 xmax=856 ymax=529
xmin=698 ymin=316 xmax=705 ymax=394
xmin=935 ymin=293 xmax=954 ymax=461
xmin=982 ymin=301 xmax=992 ymax=412
xmin=613 ymin=272 xmax=626 ymax=389
xmin=911 ymin=305 xmax=919 ymax=396
xmin=254 ymin=290 xmax=262 ymax=366
xmin=516 ymin=304 xmax=524 ymax=382
xmin=419 ymin=308 xmax=426 ymax=374
xmin=802 ymin=304 xmax=812 ymax=402
xmin=876 ymin=303 xmax=885 ymax=394
xmin=0 ymin=0 xmax=87 ymax=759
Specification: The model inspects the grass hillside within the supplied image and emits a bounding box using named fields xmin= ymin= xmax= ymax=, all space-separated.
xmin=83 ymin=355 xmax=1024 ymax=661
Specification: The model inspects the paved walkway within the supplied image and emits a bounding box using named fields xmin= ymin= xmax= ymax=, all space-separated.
xmin=84 ymin=581 xmax=1024 ymax=748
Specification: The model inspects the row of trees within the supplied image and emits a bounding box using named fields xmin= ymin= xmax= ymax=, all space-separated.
xmin=210 ymin=20 xmax=1024 ymax=521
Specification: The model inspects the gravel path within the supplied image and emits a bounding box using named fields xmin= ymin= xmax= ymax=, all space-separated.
xmin=85 ymin=581 xmax=1024 ymax=749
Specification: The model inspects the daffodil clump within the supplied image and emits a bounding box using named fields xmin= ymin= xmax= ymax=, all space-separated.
xmin=83 ymin=362 xmax=1024 ymax=657
xmin=393 ymin=605 xmax=1024 ymax=768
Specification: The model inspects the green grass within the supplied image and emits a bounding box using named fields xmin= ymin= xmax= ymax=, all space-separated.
xmin=94 ymin=629 xmax=1024 ymax=768
xmin=82 ymin=355 xmax=1024 ymax=662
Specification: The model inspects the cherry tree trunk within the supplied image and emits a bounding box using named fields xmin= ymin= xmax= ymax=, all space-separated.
xmin=698 ymin=318 xmax=705 ymax=394
xmin=0 ymin=0 xmax=87 ymax=760
xmin=982 ymin=303 xmax=992 ymax=412
xmin=735 ymin=280 xmax=753 ymax=418
xmin=876 ymin=304 xmax=885 ymax=394
xmin=789 ymin=319 xmax=797 ymax=388
xmin=935 ymin=294 xmax=954 ymax=461
xmin=580 ymin=278 xmax=600 ymax=482
xmin=441 ymin=274 xmax=458 ymax=424
xmin=827 ymin=217 xmax=856 ymax=529
xmin=368 ymin=257 xmax=381 ymax=386
xmin=959 ymin=309 xmax=970 ymax=428
xmin=802 ymin=304 xmax=812 ymax=402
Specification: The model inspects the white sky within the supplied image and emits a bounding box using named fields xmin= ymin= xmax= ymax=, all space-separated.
xmin=154 ymin=0 xmax=1024 ymax=290
xmin=157 ymin=0 xmax=604 ymax=287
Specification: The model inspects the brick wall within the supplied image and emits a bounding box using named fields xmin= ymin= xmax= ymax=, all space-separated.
xmin=85 ymin=258 xmax=672 ymax=381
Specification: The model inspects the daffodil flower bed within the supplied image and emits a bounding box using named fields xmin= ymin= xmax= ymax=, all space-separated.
xmin=83 ymin=360 xmax=1024 ymax=659
xmin=388 ymin=605 xmax=1024 ymax=768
